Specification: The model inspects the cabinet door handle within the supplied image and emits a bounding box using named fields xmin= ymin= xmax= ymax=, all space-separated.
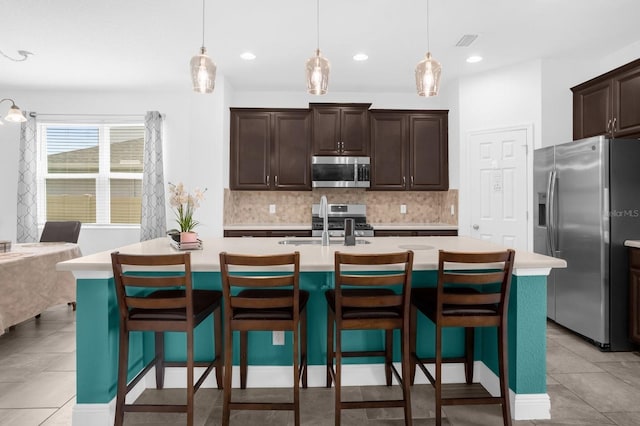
xmin=402 ymin=176 xmax=406 ymax=188
xmin=612 ymin=117 xmax=617 ymax=134
xmin=411 ymin=176 xmax=414 ymax=187
xmin=607 ymin=119 xmax=611 ymax=133
xmin=266 ymin=175 xmax=270 ymax=187
xmin=275 ymin=175 xmax=279 ymax=187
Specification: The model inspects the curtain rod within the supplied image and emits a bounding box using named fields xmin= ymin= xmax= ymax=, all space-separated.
xmin=29 ymin=112 xmax=154 ymax=118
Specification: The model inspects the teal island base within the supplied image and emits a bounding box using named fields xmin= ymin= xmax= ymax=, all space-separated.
xmin=71 ymin=269 xmax=550 ymax=425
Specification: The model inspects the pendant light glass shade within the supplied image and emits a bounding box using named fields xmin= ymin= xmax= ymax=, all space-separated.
xmin=190 ymin=47 xmax=217 ymax=94
xmin=190 ymin=0 xmax=216 ymax=94
xmin=305 ymin=49 xmax=330 ymax=95
xmin=415 ymin=52 xmax=441 ymax=97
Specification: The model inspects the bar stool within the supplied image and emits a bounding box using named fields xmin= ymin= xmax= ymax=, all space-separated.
xmin=219 ymin=251 xmax=308 ymax=426
xmin=110 ymin=251 xmax=223 ymax=426
xmin=410 ymin=249 xmax=515 ymax=426
xmin=326 ymin=251 xmax=414 ymax=426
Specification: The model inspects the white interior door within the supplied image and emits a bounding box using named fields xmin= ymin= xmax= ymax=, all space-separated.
xmin=469 ymin=127 xmax=529 ymax=249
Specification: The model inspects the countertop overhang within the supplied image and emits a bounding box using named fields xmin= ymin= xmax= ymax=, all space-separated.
xmin=58 ymin=236 xmax=565 ymax=275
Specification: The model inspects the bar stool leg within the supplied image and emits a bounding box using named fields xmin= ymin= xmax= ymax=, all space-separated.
xmin=464 ymin=327 xmax=475 ymax=384
xmin=222 ymin=325 xmax=233 ymax=426
xmin=326 ymin=307 xmax=334 ymax=388
xmin=155 ymin=332 xmax=164 ymax=389
xmin=214 ymin=307 xmax=223 ymax=389
xmin=385 ymin=329 xmax=393 ymax=386
xmin=293 ymin=323 xmax=301 ymax=426
xmin=187 ymin=329 xmax=194 ymax=426
xmin=334 ymin=326 xmax=342 ymax=426
xmin=499 ymin=324 xmax=512 ymax=426
xmin=435 ymin=324 xmax=443 ymax=426
xmin=409 ymin=305 xmax=417 ymax=385
xmin=115 ymin=326 xmax=129 ymax=426
xmin=301 ymin=309 xmax=308 ymax=389
xmin=401 ymin=324 xmax=413 ymax=426
xmin=240 ymin=330 xmax=248 ymax=389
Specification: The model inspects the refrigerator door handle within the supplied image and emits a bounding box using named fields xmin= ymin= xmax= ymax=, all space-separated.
xmin=548 ymin=170 xmax=558 ymax=255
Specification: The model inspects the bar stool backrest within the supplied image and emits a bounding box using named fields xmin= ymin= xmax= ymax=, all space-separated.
xmin=334 ymin=251 xmax=414 ymax=320
xmin=437 ymin=249 xmax=516 ymax=325
xmin=111 ymin=251 xmax=194 ymax=328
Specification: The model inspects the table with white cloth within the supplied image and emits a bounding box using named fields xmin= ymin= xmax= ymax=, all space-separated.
xmin=0 ymin=242 xmax=81 ymax=334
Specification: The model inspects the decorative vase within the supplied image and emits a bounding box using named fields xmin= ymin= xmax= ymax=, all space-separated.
xmin=180 ymin=232 xmax=198 ymax=243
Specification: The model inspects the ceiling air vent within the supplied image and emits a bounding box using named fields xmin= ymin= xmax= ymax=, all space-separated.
xmin=455 ymin=34 xmax=478 ymax=47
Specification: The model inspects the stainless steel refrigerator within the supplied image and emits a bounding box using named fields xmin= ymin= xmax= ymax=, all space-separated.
xmin=534 ymin=136 xmax=640 ymax=351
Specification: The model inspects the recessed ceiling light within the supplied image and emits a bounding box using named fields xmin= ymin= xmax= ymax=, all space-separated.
xmin=466 ymin=55 xmax=483 ymax=63
xmin=353 ymin=53 xmax=368 ymax=61
xmin=240 ymin=52 xmax=256 ymax=60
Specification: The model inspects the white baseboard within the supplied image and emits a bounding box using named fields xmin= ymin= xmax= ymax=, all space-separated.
xmin=72 ymin=362 xmax=550 ymax=424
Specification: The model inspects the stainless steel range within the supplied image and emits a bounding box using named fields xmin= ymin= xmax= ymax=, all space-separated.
xmin=311 ymin=203 xmax=374 ymax=237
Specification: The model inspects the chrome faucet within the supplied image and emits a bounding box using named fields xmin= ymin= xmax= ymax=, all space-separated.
xmin=319 ymin=195 xmax=329 ymax=246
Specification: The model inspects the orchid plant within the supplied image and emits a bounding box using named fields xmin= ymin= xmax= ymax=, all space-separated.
xmin=168 ymin=182 xmax=207 ymax=233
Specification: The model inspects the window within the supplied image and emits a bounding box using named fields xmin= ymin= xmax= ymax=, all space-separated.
xmin=37 ymin=122 xmax=145 ymax=225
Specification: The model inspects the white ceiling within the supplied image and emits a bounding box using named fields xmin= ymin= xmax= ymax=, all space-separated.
xmin=1 ymin=0 xmax=640 ymax=93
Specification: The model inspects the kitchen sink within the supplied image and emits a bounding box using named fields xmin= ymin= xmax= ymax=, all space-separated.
xmin=278 ymin=238 xmax=371 ymax=246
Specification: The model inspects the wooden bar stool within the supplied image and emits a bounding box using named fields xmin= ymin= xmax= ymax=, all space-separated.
xmin=110 ymin=251 xmax=223 ymax=426
xmin=410 ymin=249 xmax=515 ymax=426
xmin=219 ymin=251 xmax=308 ymax=426
xmin=326 ymin=251 xmax=414 ymax=426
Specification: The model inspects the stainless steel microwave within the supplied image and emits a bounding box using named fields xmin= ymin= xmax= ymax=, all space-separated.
xmin=311 ymin=156 xmax=370 ymax=188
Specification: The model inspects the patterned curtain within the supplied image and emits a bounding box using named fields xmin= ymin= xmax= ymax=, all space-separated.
xmin=16 ymin=112 xmax=39 ymax=243
xmin=140 ymin=111 xmax=167 ymax=241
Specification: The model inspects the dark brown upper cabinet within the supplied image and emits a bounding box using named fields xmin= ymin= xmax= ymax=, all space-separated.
xmin=230 ymin=108 xmax=311 ymax=190
xmin=572 ymin=58 xmax=640 ymax=140
xmin=310 ymin=103 xmax=371 ymax=156
xmin=370 ymin=110 xmax=448 ymax=191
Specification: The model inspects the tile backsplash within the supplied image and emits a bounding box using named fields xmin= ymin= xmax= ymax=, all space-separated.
xmin=224 ymin=189 xmax=458 ymax=225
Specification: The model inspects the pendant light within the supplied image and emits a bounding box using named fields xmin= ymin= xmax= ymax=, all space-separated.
xmin=415 ymin=0 xmax=441 ymax=97
xmin=0 ymin=98 xmax=27 ymax=124
xmin=305 ymin=0 xmax=330 ymax=95
xmin=190 ymin=0 xmax=217 ymax=94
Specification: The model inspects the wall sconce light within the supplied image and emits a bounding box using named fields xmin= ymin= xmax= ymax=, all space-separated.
xmin=0 ymin=98 xmax=27 ymax=124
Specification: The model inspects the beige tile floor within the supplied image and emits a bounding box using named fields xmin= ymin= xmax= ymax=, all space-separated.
xmin=1 ymin=305 xmax=640 ymax=425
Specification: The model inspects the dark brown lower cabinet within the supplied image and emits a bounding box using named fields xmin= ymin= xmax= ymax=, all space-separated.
xmin=374 ymin=229 xmax=457 ymax=237
xmin=224 ymin=230 xmax=311 ymax=238
xmin=629 ymin=247 xmax=640 ymax=344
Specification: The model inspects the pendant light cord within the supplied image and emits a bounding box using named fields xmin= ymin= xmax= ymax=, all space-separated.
xmin=316 ymin=0 xmax=320 ymax=51
xmin=426 ymin=0 xmax=431 ymax=52
xmin=201 ymin=0 xmax=206 ymax=48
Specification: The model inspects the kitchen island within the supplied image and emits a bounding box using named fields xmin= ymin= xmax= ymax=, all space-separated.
xmin=57 ymin=236 xmax=565 ymax=425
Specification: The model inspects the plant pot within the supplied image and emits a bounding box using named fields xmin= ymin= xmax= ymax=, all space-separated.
xmin=180 ymin=232 xmax=198 ymax=243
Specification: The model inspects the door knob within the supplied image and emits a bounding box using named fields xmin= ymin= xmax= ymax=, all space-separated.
xmin=473 ymin=224 xmax=479 ymax=230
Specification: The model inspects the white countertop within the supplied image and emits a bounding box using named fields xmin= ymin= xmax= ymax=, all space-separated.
xmin=625 ymin=240 xmax=640 ymax=249
xmin=57 ymin=236 xmax=565 ymax=274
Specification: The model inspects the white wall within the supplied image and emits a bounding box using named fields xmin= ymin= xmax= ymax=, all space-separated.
xmin=0 ymin=85 xmax=226 ymax=255
xmin=457 ymin=60 xmax=543 ymax=240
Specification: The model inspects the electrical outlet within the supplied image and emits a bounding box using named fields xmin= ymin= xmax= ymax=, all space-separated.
xmin=269 ymin=204 xmax=276 ymax=214
xmin=272 ymin=330 xmax=285 ymax=345
xmin=400 ymin=204 xmax=407 ymax=214
xmin=450 ymin=205 xmax=455 ymax=216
